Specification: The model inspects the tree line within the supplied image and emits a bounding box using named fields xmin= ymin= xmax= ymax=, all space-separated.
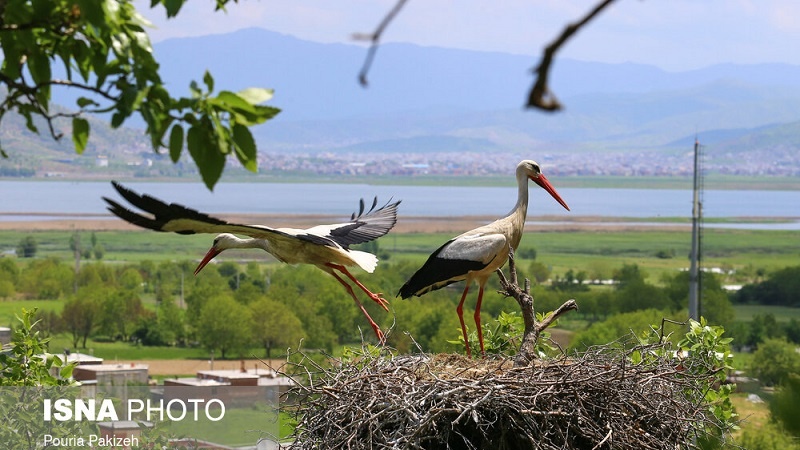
xmin=2 ymin=253 xmax=798 ymax=358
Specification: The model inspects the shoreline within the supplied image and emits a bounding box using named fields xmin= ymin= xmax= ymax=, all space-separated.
xmin=1 ymin=213 xmax=796 ymax=233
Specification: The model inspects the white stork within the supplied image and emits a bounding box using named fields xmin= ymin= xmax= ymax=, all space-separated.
xmin=103 ymin=181 xmax=400 ymax=341
xmin=397 ymin=160 xmax=569 ymax=357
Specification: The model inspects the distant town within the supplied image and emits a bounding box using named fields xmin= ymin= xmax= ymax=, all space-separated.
xmin=253 ymin=146 xmax=800 ymax=178
xmin=3 ymin=144 xmax=799 ymax=182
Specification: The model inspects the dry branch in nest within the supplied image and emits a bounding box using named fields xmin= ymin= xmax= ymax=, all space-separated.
xmin=283 ymin=335 xmax=728 ymax=450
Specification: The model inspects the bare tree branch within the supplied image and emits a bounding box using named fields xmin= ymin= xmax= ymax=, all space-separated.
xmin=527 ymin=0 xmax=618 ymax=111
xmin=496 ymin=249 xmax=578 ymax=366
xmin=353 ymin=0 xmax=409 ymax=86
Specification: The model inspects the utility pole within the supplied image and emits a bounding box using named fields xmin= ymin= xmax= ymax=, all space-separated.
xmin=688 ymin=138 xmax=702 ymax=320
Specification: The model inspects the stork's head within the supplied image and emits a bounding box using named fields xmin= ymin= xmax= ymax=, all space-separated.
xmin=518 ymin=160 xmax=570 ymax=211
xmin=194 ymin=233 xmax=238 ymax=275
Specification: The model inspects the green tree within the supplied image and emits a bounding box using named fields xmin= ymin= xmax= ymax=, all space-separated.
xmin=615 ymin=279 xmax=671 ymax=313
xmin=0 ymin=257 xmax=20 ymax=284
xmin=0 ymin=0 xmax=280 ymax=189
xmin=613 ymin=263 xmax=646 ymax=289
xmin=118 ymin=266 xmax=144 ymax=294
xmin=18 ymin=257 xmax=73 ymax=299
xmin=197 ymin=294 xmax=252 ymax=358
xmin=527 ymin=261 xmax=550 ymax=284
xmin=663 ymin=271 xmax=734 ymax=326
xmin=97 ymin=289 xmax=143 ymax=340
xmin=737 ymin=421 xmax=800 ymax=450
xmin=749 ymin=313 xmax=782 ymax=347
xmin=750 ymin=338 xmax=800 ymax=386
xmin=250 ymin=297 xmax=305 ymax=358
xmin=15 ymin=236 xmax=37 ymax=258
xmin=735 ymin=265 xmax=800 ymax=307
xmin=771 ymin=374 xmax=800 ymax=437
xmin=568 ymin=309 xmax=685 ymax=351
xmin=61 ymin=286 xmax=104 ymax=348
xmin=0 ymin=258 xmax=19 ymax=299
xmin=92 ymin=243 xmax=105 ymax=260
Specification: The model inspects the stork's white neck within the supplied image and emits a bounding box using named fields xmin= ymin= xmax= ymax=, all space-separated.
xmin=502 ymin=167 xmax=531 ymax=250
xmin=507 ymin=167 xmax=530 ymax=220
xmin=217 ymin=234 xmax=271 ymax=252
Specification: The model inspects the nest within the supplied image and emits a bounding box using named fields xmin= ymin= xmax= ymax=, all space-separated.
xmin=282 ymin=339 xmax=728 ymax=450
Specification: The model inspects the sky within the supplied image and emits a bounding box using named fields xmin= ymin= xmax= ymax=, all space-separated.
xmin=136 ymin=0 xmax=800 ymax=71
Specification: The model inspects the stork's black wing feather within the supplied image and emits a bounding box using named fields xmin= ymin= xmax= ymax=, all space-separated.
xmin=397 ymin=239 xmax=488 ymax=298
xmin=104 ymin=181 xmax=298 ymax=241
xmin=105 ymin=181 xmax=228 ymax=234
xmin=326 ymin=196 xmax=401 ymax=247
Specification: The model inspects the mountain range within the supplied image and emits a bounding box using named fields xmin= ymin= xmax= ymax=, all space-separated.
xmin=5 ymin=27 xmax=800 ymax=175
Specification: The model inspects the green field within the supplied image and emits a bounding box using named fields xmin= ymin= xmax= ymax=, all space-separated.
xmin=2 ymin=226 xmax=796 ymax=285
xmin=162 ymin=407 xmax=294 ymax=446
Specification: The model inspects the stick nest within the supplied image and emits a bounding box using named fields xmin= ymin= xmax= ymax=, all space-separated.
xmin=283 ymin=338 xmax=728 ymax=450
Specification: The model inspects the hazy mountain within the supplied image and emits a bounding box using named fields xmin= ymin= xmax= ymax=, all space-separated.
xmin=15 ymin=27 xmax=800 ymax=174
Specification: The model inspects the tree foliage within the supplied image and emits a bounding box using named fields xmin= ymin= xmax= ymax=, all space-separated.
xmin=750 ymin=338 xmax=800 ymax=386
xmin=770 ymin=374 xmax=800 ymax=438
xmin=734 ymin=265 xmax=800 ymax=307
xmin=15 ymin=235 xmax=37 ymax=258
xmin=196 ymin=294 xmax=252 ymax=358
xmin=0 ymin=0 xmax=280 ymax=189
xmin=250 ymin=297 xmax=305 ymax=358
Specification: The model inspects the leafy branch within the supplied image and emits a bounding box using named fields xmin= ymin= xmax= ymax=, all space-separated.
xmin=0 ymin=0 xmax=279 ymax=189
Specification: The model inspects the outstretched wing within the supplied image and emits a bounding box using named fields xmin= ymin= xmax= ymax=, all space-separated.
xmin=302 ymin=196 xmax=401 ymax=248
xmin=103 ymin=181 xmax=289 ymax=239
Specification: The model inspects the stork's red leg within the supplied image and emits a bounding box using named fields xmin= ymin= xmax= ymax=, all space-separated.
xmin=327 ymin=270 xmax=385 ymax=342
xmin=456 ymin=284 xmax=472 ymax=358
xmin=473 ymin=284 xmax=486 ymax=357
xmin=326 ymin=263 xmax=389 ymax=311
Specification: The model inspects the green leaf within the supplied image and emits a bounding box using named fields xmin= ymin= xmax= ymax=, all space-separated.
xmin=237 ymin=87 xmax=274 ymax=105
xmin=72 ymin=118 xmax=90 ymax=154
xmin=187 ymin=123 xmax=224 ymax=190
xmin=27 ymin=49 xmax=52 ymax=86
xmin=76 ymin=97 xmax=99 ymax=108
xmin=232 ymin=124 xmax=257 ymax=171
xmin=168 ymin=124 xmax=184 ymax=163
xmin=216 ymin=91 xmax=257 ymax=111
xmin=162 ymin=0 xmax=185 ymax=17
xmin=0 ymin=37 xmax=22 ymax=79
xmin=203 ymin=70 xmax=215 ymax=93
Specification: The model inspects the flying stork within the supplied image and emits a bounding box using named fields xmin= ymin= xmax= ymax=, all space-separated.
xmin=103 ymin=181 xmax=400 ymax=341
xmin=397 ymin=160 xmax=570 ymax=357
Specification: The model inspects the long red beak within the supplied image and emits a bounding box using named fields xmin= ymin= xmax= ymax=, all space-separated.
xmin=194 ymin=247 xmax=222 ymax=275
xmin=532 ymin=174 xmax=570 ymax=211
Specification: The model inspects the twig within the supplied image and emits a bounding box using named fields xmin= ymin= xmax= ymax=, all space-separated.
xmin=353 ymin=0 xmax=410 ymax=86
xmin=526 ymin=0 xmax=618 ymax=111
xmin=496 ymin=249 xmax=578 ymax=366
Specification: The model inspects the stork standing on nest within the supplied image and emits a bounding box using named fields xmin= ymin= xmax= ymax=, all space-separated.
xmin=397 ymin=160 xmax=570 ymax=357
xmin=103 ymin=181 xmax=400 ymax=341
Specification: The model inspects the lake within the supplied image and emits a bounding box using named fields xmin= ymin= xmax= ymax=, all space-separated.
xmin=1 ymin=180 xmax=798 ymax=229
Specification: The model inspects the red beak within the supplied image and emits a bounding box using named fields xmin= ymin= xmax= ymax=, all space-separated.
xmin=532 ymin=174 xmax=570 ymax=211
xmin=194 ymin=247 xmax=222 ymax=276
